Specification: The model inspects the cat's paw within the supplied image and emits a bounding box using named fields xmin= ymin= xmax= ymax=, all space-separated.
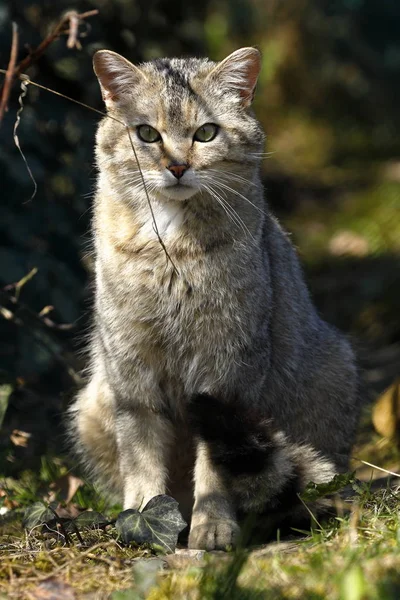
xmin=188 ymin=519 xmax=240 ymax=551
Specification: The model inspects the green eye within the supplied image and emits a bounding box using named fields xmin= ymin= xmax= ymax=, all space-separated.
xmin=137 ymin=124 xmax=161 ymax=143
xmin=194 ymin=123 xmax=219 ymax=143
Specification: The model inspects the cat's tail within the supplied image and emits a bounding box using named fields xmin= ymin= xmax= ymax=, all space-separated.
xmin=188 ymin=393 xmax=336 ymax=515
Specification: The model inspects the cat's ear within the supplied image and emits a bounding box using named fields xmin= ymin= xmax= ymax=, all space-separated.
xmin=207 ymin=47 xmax=261 ymax=107
xmin=93 ymin=50 xmax=147 ymax=108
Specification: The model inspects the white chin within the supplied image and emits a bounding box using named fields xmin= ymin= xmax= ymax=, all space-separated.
xmin=158 ymin=185 xmax=198 ymax=201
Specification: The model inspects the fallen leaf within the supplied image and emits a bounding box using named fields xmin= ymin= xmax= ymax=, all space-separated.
xmin=28 ymin=577 xmax=76 ymax=599
xmin=48 ymin=473 xmax=83 ymax=504
xmin=372 ymin=379 xmax=400 ymax=442
xmin=10 ymin=429 xmax=31 ymax=447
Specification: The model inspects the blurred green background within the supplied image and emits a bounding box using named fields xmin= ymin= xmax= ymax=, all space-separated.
xmin=0 ymin=0 xmax=399 ymax=472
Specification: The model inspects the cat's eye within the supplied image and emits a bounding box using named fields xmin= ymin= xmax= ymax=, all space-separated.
xmin=194 ymin=123 xmax=219 ymax=143
xmin=137 ymin=124 xmax=161 ymax=143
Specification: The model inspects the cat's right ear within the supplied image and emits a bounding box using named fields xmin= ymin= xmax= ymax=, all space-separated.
xmin=93 ymin=50 xmax=147 ymax=109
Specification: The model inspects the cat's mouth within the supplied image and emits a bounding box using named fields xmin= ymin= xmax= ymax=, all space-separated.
xmin=159 ymin=183 xmax=198 ymax=201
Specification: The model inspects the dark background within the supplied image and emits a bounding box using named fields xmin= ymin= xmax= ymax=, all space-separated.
xmin=0 ymin=0 xmax=399 ymax=474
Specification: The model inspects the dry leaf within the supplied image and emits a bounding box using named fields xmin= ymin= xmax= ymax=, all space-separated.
xmin=28 ymin=577 xmax=76 ymax=600
xmin=372 ymin=379 xmax=400 ymax=442
xmin=10 ymin=428 xmax=31 ymax=447
xmin=48 ymin=473 xmax=83 ymax=504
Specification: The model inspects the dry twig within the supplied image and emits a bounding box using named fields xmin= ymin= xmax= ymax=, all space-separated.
xmin=0 ymin=22 xmax=18 ymax=122
xmin=0 ymin=290 xmax=81 ymax=384
xmin=0 ymin=9 xmax=98 ymax=124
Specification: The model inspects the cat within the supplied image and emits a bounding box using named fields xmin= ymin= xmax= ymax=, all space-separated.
xmin=69 ymin=47 xmax=361 ymax=550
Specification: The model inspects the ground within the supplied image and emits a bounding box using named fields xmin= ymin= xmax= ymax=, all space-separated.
xmin=1 ymin=394 xmax=400 ymax=599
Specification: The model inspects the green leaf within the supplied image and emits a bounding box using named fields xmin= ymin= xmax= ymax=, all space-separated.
xmin=73 ymin=511 xmax=110 ymax=530
xmin=300 ymin=472 xmax=355 ymax=502
xmin=22 ymin=502 xmax=54 ymax=529
xmin=115 ymin=495 xmax=187 ymax=553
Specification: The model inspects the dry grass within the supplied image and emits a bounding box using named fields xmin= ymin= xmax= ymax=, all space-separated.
xmin=1 ymin=408 xmax=400 ymax=599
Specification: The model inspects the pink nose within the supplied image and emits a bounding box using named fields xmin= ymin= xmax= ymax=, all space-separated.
xmin=167 ymin=163 xmax=188 ymax=179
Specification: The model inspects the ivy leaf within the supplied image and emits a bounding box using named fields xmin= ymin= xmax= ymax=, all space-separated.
xmin=300 ymin=472 xmax=355 ymax=503
xmin=22 ymin=502 xmax=54 ymax=529
xmin=115 ymin=495 xmax=187 ymax=553
xmin=73 ymin=511 xmax=110 ymax=530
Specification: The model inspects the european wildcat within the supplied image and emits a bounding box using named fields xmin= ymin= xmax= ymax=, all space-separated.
xmin=69 ymin=47 xmax=361 ymax=550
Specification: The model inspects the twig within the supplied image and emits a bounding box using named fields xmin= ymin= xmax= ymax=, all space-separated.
xmin=0 ymin=10 xmax=98 ymax=123
xmin=12 ymin=10 xmax=98 ymax=79
xmin=355 ymin=459 xmax=400 ymax=478
xmin=0 ymin=22 xmax=18 ymax=122
xmin=0 ymin=290 xmax=82 ymax=385
xmin=46 ymin=506 xmax=73 ymax=546
xmin=4 ymin=267 xmax=38 ymax=301
xmin=66 ymin=12 xmax=81 ymax=50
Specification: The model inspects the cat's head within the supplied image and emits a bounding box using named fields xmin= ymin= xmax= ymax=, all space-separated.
xmin=94 ymin=48 xmax=264 ymax=204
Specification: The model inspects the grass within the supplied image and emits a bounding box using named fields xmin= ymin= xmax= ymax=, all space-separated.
xmin=1 ymin=424 xmax=400 ymax=599
xmin=145 ymin=481 xmax=400 ymax=600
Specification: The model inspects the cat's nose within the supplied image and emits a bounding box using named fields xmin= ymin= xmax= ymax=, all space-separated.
xmin=167 ymin=163 xmax=189 ymax=179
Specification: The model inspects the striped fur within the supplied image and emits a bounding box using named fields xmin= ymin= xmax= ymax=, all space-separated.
xmin=69 ymin=48 xmax=361 ymax=550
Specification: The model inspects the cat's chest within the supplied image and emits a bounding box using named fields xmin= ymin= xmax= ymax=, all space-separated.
xmin=98 ymin=241 xmax=256 ymax=351
xmin=139 ymin=200 xmax=185 ymax=238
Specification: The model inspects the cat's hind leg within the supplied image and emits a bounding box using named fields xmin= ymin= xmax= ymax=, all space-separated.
xmin=68 ymin=375 xmax=122 ymax=496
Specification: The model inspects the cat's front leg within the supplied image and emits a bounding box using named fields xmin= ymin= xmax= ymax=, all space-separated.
xmin=116 ymin=405 xmax=173 ymax=509
xmin=189 ymin=441 xmax=239 ymax=550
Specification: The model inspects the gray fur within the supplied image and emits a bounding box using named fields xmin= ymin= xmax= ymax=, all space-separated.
xmin=68 ymin=47 xmax=361 ymax=550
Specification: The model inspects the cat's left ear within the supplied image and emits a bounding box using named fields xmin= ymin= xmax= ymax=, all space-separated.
xmin=207 ymin=47 xmax=261 ymax=107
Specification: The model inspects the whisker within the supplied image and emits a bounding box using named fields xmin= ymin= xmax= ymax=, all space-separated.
xmin=203 ymin=183 xmax=254 ymax=240
xmin=247 ymin=151 xmax=276 ymax=159
xmin=202 ymin=184 xmax=244 ymax=234
xmin=211 ymin=180 xmax=265 ymax=216
xmin=207 ymin=168 xmax=257 ymax=188
xmin=201 ymin=172 xmax=265 ymax=217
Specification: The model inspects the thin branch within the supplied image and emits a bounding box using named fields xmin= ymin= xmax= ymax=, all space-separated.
xmin=13 ymin=10 xmax=98 ymax=79
xmin=0 ymin=10 xmax=98 ymax=123
xmin=0 ymin=22 xmax=18 ymax=122
xmin=0 ymin=290 xmax=82 ymax=385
